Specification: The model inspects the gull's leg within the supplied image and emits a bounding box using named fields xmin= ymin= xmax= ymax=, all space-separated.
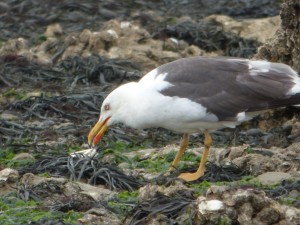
xmin=178 ymin=130 xmax=212 ymax=182
xmin=169 ymin=133 xmax=189 ymax=170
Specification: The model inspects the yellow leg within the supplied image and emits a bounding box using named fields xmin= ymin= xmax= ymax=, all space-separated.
xmin=170 ymin=133 xmax=189 ymax=170
xmin=178 ymin=130 xmax=212 ymax=182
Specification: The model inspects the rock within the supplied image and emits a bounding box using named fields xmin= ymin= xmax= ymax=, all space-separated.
xmin=285 ymin=207 xmax=300 ymax=224
xmin=218 ymin=143 xmax=300 ymax=176
xmin=12 ymin=153 xmax=35 ymax=161
xmin=183 ymin=44 xmax=207 ymax=56
xmin=257 ymin=172 xmax=292 ymax=185
xmin=286 ymin=141 xmax=300 ymax=154
xmin=138 ymin=184 xmax=163 ymax=202
xmin=0 ymin=38 xmax=28 ymax=55
xmin=126 ymin=213 xmax=169 ymax=225
xmin=138 ymin=181 xmax=192 ymax=202
xmin=237 ymin=202 xmax=254 ymax=225
xmin=64 ymin=33 xmax=79 ymax=46
xmin=21 ymin=173 xmax=64 ymax=187
xmin=227 ymin=146 xmax=247 ymax=160
xmin=34 ymin=53 xmax=53 ymax=67
xmin=256 ymin=0 xmax=300 ymax=72
xmin=206 ymin=15 xmax=280 ymax=43
xmin=232 ymin=154 xmax=277 ymax=176
xmin=206 ymin=185 xmax=231 ymax=197
xmin=78 ymin=206 xmax=120 ymax=225
xmin=20 ymin=173 xmax=116 ymax=209
xmin=209 ymin=147 xmax=231 ymax=163
xmin=76 ymin=182 xmax=116 ymax=202
xmin=162 ymin=180 xmax=193 ymax=196
xmin=204 ymin=185 xmax=300 ymax=225
xmin=163 ymin=38 xmax=188 ymax=52
xmin=123 ymin=147 xmax=158 ymax=160
xmin=253 ymin=207 xmax=280 ymax=224
xmin=0 ymin=168 xmax=19 ymax=195
xmin=278 ymin=162 xmax=292 ymax=172
xmin=157 ymin=144 xmax=180 ymax=156
xmin=140 ymin=172 xmax=161 ymax=180
xmin=0 ymin=111 xmax=18 ymax=120
xmin=0 ymin=17 xmax=209 ymax=73
xmin=79 ymin=29 xmax=92 ymax=43
xmin=289 ymin=189 xmax=299 ymax=199
xmin=44 ymin=23 xmax=63 ymax=38
xmin=0 ymin=168 xmax=19 ymax=182
xmin=196 ymin=196 xmax=231 ymax=224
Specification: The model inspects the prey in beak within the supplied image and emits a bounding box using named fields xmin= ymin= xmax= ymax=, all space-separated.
xmin=88 ymin=117 xmax=110 ymax=147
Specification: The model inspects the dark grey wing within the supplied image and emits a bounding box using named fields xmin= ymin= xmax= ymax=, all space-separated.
xmin=159 ymin=57 xmax=299 ymax=120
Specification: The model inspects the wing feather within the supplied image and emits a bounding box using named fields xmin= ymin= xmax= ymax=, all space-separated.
xmin=158 ymin=57 xmax=299 ymax=120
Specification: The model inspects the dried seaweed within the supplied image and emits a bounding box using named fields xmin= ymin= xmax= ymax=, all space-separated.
xmin=0 ymin=55 xmax=141 ymax=90
xmin=0 ymin=55 xmax=141 ymax=147
xmin=18 ymin=154 xmax=144 ymax=191
xmin=265 ymin=180 xmax=300 ymax=207
xmin=28 ymin=218 xmax=73 ymax=225
xmin=0 ymin=93 xmax=180 ymax=149
xmin=178 ymin=162 xmax=248 ymax=183
xmin=202 ymin=162 xmax=248 ymax=182
xmin=155 ymin=19 xmax=261 ymax=58
xmin=153 ymin=0 xmax=280 ymax=21
xmin=1 ymin=93 xmax=104 ymax=145
xmin=126 ymin=193 xmax=195 ymax=225
xmin=0 ymin=0 xmax=280 ymax=43
xmin=17 ymin=180 xmax=95 ymax=212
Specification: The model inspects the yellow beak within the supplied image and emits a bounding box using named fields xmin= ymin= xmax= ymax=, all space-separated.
xmin=88 ymin=118 xmax=109 ymax=147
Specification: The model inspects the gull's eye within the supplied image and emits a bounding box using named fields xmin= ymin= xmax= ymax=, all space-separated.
xmin=104 ymin=104 xmax=110 ymax=111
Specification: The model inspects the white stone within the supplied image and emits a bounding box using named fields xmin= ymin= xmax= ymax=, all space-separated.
xmin=0 ymin=168 xmax=19 ymax=182
xmin=120 ymin=21 xmax=131 ymax=29
xmin=198 ymin=199 xmax=224 ymax=214
xmin=107 ymin=29 xmax=118 ymax=39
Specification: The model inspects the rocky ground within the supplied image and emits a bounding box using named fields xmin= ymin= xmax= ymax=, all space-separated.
xmin=0 ymin=0 xmax=300 ymax=224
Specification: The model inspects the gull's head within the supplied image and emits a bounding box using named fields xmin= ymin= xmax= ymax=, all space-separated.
xmin=87 ymin=82 xmax=137 ymax=147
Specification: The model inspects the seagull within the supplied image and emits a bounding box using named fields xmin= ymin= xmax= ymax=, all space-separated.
xmin=88 ymin=56 xmax=300 ymax=181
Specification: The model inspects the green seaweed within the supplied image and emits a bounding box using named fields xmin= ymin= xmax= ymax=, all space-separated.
xmin=107 ymin=190 xmax=138 ymax=216
xmin=0 ymin=148 xmax=34 ymax=169
xmin=0 ymin=196 xmax=83 ymax=225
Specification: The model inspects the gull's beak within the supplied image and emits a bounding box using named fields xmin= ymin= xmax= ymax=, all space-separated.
xmin=88 ymin=118 xmax=110 ymax=147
